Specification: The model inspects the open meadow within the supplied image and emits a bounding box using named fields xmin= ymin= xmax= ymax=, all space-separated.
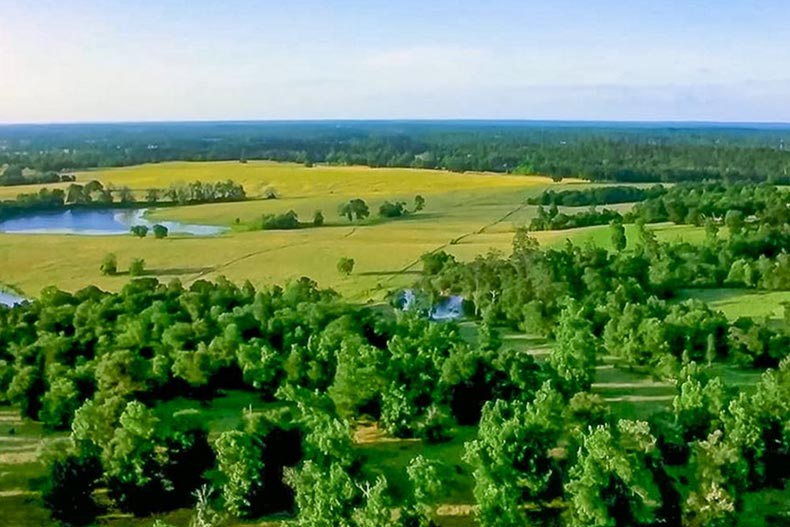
xmin=0 ymin=161 xmax=707 ymax=301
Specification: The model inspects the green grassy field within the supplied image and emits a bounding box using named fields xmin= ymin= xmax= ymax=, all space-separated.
xmin=680 ymin=288 xmax=790 ymax=321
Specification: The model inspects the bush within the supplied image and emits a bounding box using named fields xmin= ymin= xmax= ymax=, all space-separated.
xmin=261 ymin=210 xmax=300 ymax=230
xmin=152 ymin=224 xmax=169 ymax=239
xmin=130 ymin=225 xmax=149 ymax=238
xmin=129 ymin=258 xmax=146 ymax=277
xmin=263 ymin=187 xmax=279 ymax=200
xmin=42 ymin=451 xmax=102 ymax=525
xmin=100 ymin=253 xmax=118 ymax=276
xmin=313 ymin=210 xmax=325 ymax=227
xmin=337 ymin=257 xmax=355 ymax=276
xmin=379 ymin=200 xmax=407 ymax=218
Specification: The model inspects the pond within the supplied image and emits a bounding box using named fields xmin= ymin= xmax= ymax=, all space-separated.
xmin=0 ymin=209 xmax=227 ymax=236
xmin=400 ymin=289 xmax=466 ymax=321
xmin=0 ymin=291 xmax=26 ymax=307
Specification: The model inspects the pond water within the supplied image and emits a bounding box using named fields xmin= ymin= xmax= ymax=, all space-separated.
xmin=0 ymin=291 xmax=26 ymax=307
xmin=0 ymin=209 xmax=227 ymax=236
xmin=400 ymin=289 xmax=465 ymax=321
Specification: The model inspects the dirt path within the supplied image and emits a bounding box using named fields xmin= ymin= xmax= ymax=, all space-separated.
xmin=382 ymin=201 xmax=528 ymax=285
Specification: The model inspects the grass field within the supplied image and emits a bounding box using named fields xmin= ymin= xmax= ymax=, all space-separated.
xmin=0 ymin=162 xmax=588 ymax=300
xmin=680 ymin=288 xmax=790 ymax=321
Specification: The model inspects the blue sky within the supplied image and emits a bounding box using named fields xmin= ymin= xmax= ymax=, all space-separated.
xmin=1 ymin=0 xmax=789 ymax=123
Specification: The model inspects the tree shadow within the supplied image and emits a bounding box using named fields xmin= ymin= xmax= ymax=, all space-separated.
xmin=357 ymin=270 xmax=421 ymax=277
xmin=143 ymin=266 xmax=215 ymax=276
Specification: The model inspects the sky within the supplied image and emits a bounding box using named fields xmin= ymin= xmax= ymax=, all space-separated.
xmin=1 ymin=0 xmax=789 ymax=123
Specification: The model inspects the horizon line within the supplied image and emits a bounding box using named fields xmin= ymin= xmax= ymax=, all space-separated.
xmin=2 ymin=118 xmax=790 ymax=128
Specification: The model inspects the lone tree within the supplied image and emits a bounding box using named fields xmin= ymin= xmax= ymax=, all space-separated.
xmin=152 ymin=224 xmax=169 ymax=239
xmin=313 ymin=210 xmax=325 ymax=227
xmin=130 ymin=225 xmax=149 ymax=238
xmin=100 ymin=253 xmax=118 ymax=276
xmin=337 ymin=257 xmax=355 ymax=276
xmin=610 ymin=219 xmax=627 ymax=252
xmin=414 ymin=195 xmax=426 ymax=211
xmin=338 ymin=199 xmax=370 ymax=222
xmin=129 ymin=258 xmax=146 ymax=277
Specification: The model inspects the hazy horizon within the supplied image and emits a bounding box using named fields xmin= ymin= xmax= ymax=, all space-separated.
xmin=2 ymin=0 xmax=789 ymax=124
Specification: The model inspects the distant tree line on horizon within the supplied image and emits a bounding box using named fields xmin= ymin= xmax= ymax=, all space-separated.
xmin=2 ymin=122 xmax=790 ymax=183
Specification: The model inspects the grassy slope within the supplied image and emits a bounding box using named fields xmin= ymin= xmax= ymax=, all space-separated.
xmin=0 ymin=162 xmax=574 ymax=300
xmin=680 ymin=288 xmax=790 ymax=321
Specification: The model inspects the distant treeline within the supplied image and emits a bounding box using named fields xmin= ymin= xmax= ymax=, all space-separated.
xmin=0 ymin=164 xmax=75 ymax=186
xmin=0 ymin=179 xmax=246 ymax=221
xmin=528 ymin=182 xmax=790 ymax=231
xmin=528 ymin=185 xmax=667 ymax=207
xmin=1 ymin=121 xmax=790 ymax=183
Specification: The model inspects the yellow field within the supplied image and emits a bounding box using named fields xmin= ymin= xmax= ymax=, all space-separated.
xmin=0 ymin=162 xmax=707 ymax=300
xmin=0 ymin=162 xmax=581 ymax=299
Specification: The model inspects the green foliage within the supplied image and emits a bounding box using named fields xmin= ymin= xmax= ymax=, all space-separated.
xmin=100 ymin=402 xmax=214 ymax=515
xmin=261 ymin=210 xmax=301 ymax=230
xmin=130 ymin=224 xmax=149 ymax=238
xmin=129 ymin=258 xmax=146 ymax=276
xmin=100 ymin=252 xmax=118 ymax=275
xmin=338 ymin=198 xmax=370 ymax=222
xmin=414 ymin=194 xmax=426 ymax=211
xmin=214 ymin=430 xmax=265 ymax=517
xmin=152 ymin=224 xmax=169 ymax=239
xmin=379 ymin=200 xmax=408 ymax=218
xmin=41 ymin=448 xmax=102 ymax=525
xmin=610 ymin=219 xmax=627 ymax=252
xmin=465 ymin=383 xmax=564 ymax=527
xmin=565 ymin=420 xmax=661 ymax=527
xmin=313 ymin=209 xmax=325 ymax=227
xmin=548 ymin=301 xmax=598 ymax=397
xmin=337 ymin=257 xmax=355 ymax=276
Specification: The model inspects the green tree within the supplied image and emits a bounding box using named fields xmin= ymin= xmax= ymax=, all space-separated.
xmin=152 ymin=224 xmax=169 ymax=239
xmin=610 ymin=219 xmax=627 ymax=252
xmin=724 ymin=209 xmax=744 ymax=235
xmin=337 ymin=257 xmax=355 ymax=276
xmin=130 ymin=225 xmax=149 ymax=238
xmin=414 ymin=194 xmax=426 ymax=211
xmin=548 ymin=301 xmax=598 ymax=397
xmin=214 ymin=430 xmax=265 ymax=517
xmin=313 ymin=210 xmax=325 ymax=227
xmin=42 ymin=448 xmax=102 ymax=525
xmin=100 ymin=253 xmax=118 ymax=275
xmin=286 ymin=460 xmax=357 ymax=527
xmin=464 ymin=383 xmax=564 ymax=527
xmin=338 ymin=198 xmax=370 ymax=222
xmin=565 ymin=420 xmax=661 ymax=527
xmin=145 ymin=188 xmax=160 ymax=204
xmin=129 ymin=258 xmax=146 ymax=277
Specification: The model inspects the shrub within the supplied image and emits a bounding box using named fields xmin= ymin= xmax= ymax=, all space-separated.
xmin=130 ymin=225 xmax=149 ymax=238
xmin=152 ymin=224 xmax=169 ymax=239
xmin=337 ymin=257 xmax=355 ymax=276
xmin=129 ymin=258 xmax=146 ymax=277
xmin=261 ymin=210 xmax=300 ymax=230
xmin=42 ymin=451 xmax=102 ymax=525
xmin=100 ymin=253 xmax=118 ymax=275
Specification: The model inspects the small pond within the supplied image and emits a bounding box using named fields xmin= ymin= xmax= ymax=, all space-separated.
xmin=0 ymin=209 xmax=227 ymax=236
xmin=400 ymin=289 xmax=466 ymax=321
xmin=0 ymin=291 xmax=26 ymax=307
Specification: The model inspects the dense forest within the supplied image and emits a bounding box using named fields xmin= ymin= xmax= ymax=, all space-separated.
xmin=2 ymin=121 xmax=790 ymax=183
xmin=4 ymin=181 xmax=790 ymax=526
